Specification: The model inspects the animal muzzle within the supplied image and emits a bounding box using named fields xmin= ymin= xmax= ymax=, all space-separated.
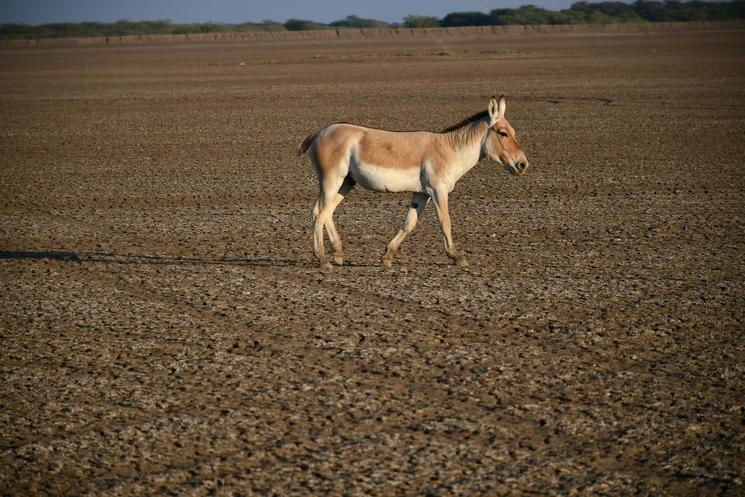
xmin=509 ymin=160 xmax=529 ymax=176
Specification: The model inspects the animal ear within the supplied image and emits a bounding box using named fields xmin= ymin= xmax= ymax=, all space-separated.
xmin=488 ymin=96 xmax=500 ymax=122
xmin=498 ymin=94 xmax=507 ymax=116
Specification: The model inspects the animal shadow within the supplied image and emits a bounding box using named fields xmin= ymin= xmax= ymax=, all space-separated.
xmin=0 ymin=249 xmax=309 ymax=269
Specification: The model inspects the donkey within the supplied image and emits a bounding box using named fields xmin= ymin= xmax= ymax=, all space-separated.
xmin=297 ymin=95 xmax=528 ymax=269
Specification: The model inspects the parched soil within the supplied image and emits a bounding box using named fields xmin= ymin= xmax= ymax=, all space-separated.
xmin=1 ymin=28 xmax=744 ymax=497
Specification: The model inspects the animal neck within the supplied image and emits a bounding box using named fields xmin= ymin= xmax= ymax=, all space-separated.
xmin=444 ymin=119 xmax=490 ymax=169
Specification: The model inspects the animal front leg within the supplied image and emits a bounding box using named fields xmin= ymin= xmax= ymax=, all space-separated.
xmin=430 ymin=189 xmax=468 ymax=267
xmin=382 ymin=192 xmax=429 ymax=268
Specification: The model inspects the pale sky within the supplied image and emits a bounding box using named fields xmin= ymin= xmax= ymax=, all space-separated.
xmin=1 ymin=0 xmax=580 ymax=25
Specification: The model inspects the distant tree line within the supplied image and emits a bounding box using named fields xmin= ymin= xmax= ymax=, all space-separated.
xmin=0 ymin=19 xmax=286 ymax=40
xmin=2 ymin=1 xmax=744 ymax=39
xmin=434 ymin=0 xmax=745 ymax=27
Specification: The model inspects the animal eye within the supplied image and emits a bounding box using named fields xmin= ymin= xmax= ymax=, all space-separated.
xmin=498 ymin=130 xmax=509 ymax=137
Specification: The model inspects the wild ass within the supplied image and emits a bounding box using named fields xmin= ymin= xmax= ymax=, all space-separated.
xmin=297 ymin=95 xmax=529 ymax=269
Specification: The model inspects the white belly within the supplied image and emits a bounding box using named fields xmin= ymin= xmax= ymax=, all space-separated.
xmin=349 ymin=160 xmax=422 ymax=193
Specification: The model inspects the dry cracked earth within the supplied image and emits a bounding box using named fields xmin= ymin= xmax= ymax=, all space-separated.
xmin=1 ymin=27 xmax=744 ymax=496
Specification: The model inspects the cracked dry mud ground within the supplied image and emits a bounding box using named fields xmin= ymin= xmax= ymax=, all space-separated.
xmin=1 ymin=28 xmax=744 ymax=497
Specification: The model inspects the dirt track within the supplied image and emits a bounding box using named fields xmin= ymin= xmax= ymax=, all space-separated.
xmin=1 ymin=28 xmax=744 ymax=496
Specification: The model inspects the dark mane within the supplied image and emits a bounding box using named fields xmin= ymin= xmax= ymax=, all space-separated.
xmin=440 ymin=110 xmax=489 ymax=133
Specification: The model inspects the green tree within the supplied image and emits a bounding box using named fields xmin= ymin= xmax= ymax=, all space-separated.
xmin=283 ymin=18 xmax=327 ymax=31
xmin=633 ymin=0 xmax=671 ymax=20
xmin=402 ymin=15 xmax=440 ymax=28
xmin=491 ymin=5 xmax=551 ymax=25
xmin=329 ymin=15 xmax=389 ymax=28
xmin=440 ymin=11 xmax=493 ymax=27
xmin=571 ymin=2 xmax=644 ymax=22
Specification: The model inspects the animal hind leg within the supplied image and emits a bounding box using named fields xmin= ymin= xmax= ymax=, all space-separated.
xmin=312 ymin=195 xmax=327 ymax=266
xmin=324 ymin=176 xmax=355 ymax=265
xmin=382 ymin=192 xmax=429 ymax=268
xmin=313 ymin=175 xmax=346 ymax=269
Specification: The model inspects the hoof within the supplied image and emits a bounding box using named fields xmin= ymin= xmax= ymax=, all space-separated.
xmin=320 ymin=260 xmax=333 ymax=270
xmin=455 ymin=256 xmax=469 ymax=267
xmin=333 ymin=254 xmax=345 ymax=265
xmin=382 ymin=257 xmax=394 ymax=268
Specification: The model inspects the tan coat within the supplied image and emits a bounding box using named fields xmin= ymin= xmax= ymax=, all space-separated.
xmin=298 ymin=96 xmax=528 ymax=268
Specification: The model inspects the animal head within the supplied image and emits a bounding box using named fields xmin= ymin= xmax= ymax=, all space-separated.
xmin=483 ymin=95 xmax=529 ymax=176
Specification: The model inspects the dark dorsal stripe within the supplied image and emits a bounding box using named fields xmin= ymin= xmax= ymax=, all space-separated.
xmin=440 ymin=110 xmax=489 ymax=133
xmin=326 ymin=110 xmax=489 ymax=135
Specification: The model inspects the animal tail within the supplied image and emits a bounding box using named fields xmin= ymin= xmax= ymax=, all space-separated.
xmin=297 ymin=130 xmax=320 ymax=156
